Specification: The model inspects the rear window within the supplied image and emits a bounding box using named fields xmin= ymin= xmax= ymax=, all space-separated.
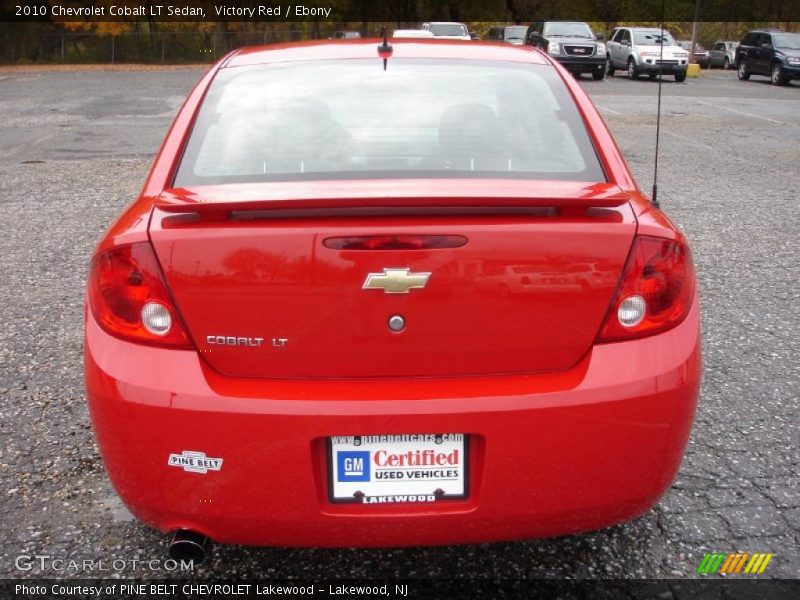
xmin=504 ymin=26 xmax=529 ymax=40
xmin=173 ymin=59 xmax=605 ymax=187
xmin=741 ymin=33 xmax=758 ymax=45
xmin=428 ymin=24 xmax=468 ymax=37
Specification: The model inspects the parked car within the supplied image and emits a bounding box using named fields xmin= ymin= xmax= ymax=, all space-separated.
xmin=736 ymin=29 xmax=800 ymax=86
xmin=478 ymin=262 xmax=616 ymax=297
xmin=606 ymin=27 xmax=689 ymax=81
xmin=676 ymin=41 xmax=711 ymax=68
xmin=420 ymin=22 xmax=472 ymax=41
xmin=392 ymin=29 xmax=434 ymax=39
xmin=526 ymin=21 xmax=607 ymax=79
xmin=477 ymin=265 xmax=544 ymax=297
xmin=85 ymin=40 xmax=699 ymax=559
xmin=709 ymin=41 xmax=738 ymax=69
xmin=487 ymin=25 xmax=529 ymax=45
xmin=331 ymin=31 xmax=361 ymax=40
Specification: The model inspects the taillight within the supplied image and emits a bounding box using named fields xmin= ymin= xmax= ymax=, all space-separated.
xmin=323 ymin=235 xmax=467 ymax=250
xmin=598 ymin=236 xmax=695 ymax=342
xmin=88 ymin=242 xmax=193 ymax=348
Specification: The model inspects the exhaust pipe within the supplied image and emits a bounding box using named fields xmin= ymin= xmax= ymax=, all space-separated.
xmin=168 ymin=530 xmax=212 ymax=566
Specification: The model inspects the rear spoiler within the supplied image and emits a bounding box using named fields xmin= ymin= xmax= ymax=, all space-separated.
xmin=155 ymin=180 xmax=631 ymax=213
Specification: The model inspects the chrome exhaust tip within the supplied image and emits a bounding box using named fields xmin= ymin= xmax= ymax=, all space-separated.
xmin=168 ymin=530 xmax=212 ymax=566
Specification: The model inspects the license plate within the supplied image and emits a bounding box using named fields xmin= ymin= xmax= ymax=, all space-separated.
xmin=328 ymin=434 xmax=468 ymax=504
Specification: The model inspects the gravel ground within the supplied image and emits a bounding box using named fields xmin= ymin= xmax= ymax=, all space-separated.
xmin=0 ymin=66 xmax=797 ymax=581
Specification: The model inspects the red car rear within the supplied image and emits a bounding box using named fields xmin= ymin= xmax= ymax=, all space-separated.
xmin=84 ymin=40 xmax=700 ymax=560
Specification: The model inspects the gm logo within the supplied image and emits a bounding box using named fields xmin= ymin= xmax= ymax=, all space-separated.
xmin=337 ymin=451 xmax=370 ymax=482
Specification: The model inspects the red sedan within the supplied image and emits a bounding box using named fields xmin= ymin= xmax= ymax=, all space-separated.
xmin=85 ymin=40 xmax=700 ymax=562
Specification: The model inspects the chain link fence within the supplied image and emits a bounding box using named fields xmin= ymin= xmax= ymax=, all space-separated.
xmin=0 ymin=29 xmax=388 ymax=64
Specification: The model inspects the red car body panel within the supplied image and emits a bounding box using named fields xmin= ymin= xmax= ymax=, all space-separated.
xmin=85 ymin=40 xmax=701 ymax=547
xmin=149 ymin=201 xmax=637 ymax=378
xmin=85 ymin=297 xmax=700 ymax=546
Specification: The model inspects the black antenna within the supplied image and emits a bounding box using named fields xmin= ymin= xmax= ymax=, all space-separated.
xmin=377 ymin=27 xmax=392 ymax=71
xmin=651 ymin=0 xmax=666 ymax=209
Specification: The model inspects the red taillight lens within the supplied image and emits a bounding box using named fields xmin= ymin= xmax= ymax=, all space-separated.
xmin=323 ymin=235 xmax=467 ymax=251
xmin=88 ymin=243 xmax=193 ymax=348
xmin=598 ymin=235 xmax=695 ymax=342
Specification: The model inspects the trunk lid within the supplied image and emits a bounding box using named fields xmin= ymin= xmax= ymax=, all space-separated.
xmin=149 ymin=181 xmax=637 ymax=379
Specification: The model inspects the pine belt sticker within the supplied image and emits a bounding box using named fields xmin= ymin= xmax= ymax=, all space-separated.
xmin=168 ymin=450 xmax=223 ymax=474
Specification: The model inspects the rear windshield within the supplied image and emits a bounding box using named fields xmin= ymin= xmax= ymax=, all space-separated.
xmin=428 ymin=24 xmax=468 ymax=36
xmin=173 ymin=59 xmax=605 ymax=187
xmin=504 ymin=26 xmax=529 ymax=40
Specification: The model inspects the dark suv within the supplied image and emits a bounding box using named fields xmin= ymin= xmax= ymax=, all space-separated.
xmin=736 ymin=29 xmax=800 ymax=86
xmin=526 ymin=21 xmax=606 ymax=80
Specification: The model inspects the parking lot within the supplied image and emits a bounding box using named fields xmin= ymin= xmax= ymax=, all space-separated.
xmin=0 ymin=65 xmax=797 ymax=580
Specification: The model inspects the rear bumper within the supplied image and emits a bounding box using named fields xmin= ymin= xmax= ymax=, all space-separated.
xmin=84 ymin=297 xmax=701 ymax=547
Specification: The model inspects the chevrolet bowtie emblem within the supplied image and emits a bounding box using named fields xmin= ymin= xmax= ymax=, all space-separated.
xmin=362 ymin=268 xmax=431 ymax=294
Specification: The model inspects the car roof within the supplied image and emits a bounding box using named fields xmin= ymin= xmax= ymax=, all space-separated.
xmin=226 ymin=40 xmax=549 ymax=68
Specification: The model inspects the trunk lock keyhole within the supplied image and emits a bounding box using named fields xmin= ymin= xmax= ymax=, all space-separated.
xmin=388 ymin=315 xmax=405 ymax=332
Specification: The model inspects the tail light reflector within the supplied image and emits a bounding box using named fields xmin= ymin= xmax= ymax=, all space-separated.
xmin=598 ymin=236 xmax=695 ymax=342
xmin=88 ymin=243 xmax=193 ymax=348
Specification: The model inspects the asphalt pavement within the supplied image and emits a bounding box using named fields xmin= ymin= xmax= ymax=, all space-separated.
xmin=0 ymin=65 xmax=797 ymax=580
